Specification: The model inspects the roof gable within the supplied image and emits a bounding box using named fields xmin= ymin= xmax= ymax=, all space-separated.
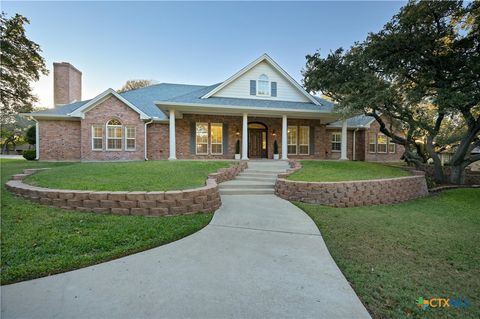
xmin=68 ymin=88 xmax=150 ymax=120
xmin=201 ymin=54 xmax=319 ymax=105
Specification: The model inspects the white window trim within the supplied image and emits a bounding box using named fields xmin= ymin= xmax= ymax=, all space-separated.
xmin=299 ymin=126 xmax=310 ymax=155
xmin=125 ymin=126 xmax=136 ymax=151
xmin=210 ymin=123 xmax=223 ymax=155
xmin=331 ymin=132 xmax=342 ymax=153
xmin=106 ymin=120 xmax=123 ymax=151
xmin=388 ymin=138 xmax=396 ymax=153
xmin=256 ymin=74 xmax=271 ymax=97
xmin=287 ymin=125 xmax=298 ymax=155
xmin=196 ymin=122 xmax=209 ymax=155
xmin=377 ymin=133 xmax=388 ymax=154
xmin=368 ymin=133 xmax=377 ymax=154
xmin=91 ymin=125 xmax=103 ymax=151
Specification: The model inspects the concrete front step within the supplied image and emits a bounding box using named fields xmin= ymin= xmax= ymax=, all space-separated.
xmin=219 ymin=188 xmax=275 ymax=195
xmin=243 ymin=169 xmax=285 ymax=174
xmin=235 ymin=176 xmax=277 ymax=182
xmin=238 ymin=173 xmax=277 ymax=178
xmin=219 ymin=183 xmax=274 ymax=190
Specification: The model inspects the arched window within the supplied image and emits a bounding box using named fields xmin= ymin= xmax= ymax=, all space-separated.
xmin=106 ymin=119 xmax=123 ymax=150
xmin=257 ymin=74 xmax=270 ymax=96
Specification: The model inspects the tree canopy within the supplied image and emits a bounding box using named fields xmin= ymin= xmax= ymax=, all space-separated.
xmin=303 ymin=0 xmax=479 ymax=184
xmin=117 ymin=79 xmax=155 ymax=93
xmin=0 ymin=12 xmax=48 ymax=124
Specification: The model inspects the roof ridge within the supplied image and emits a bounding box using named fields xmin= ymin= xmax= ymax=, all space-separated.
xmin=166 ymin=83 xmax=222 ymax=101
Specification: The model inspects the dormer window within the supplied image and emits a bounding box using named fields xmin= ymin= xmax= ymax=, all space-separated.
xmin=257 ymin=74 xmax=270 ymax=96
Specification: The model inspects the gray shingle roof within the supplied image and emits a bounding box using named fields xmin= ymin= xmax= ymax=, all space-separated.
xmin=327 ymin=114 xmax=375 ymax=128
xmin=28 ymin=83 xmax=335 ymax=120
xmin=30 ymin=100 xmax=91 ymax=116
xmin=165 ymin=84 xmax=334 ymax=113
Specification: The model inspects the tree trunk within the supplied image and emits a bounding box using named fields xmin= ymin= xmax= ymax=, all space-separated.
xmin=426 ymin=136 xmax=445 ymax=183
xmin=449 ymin=164 xmax=466 ymax=185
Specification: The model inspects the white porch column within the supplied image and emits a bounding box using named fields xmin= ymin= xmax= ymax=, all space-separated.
xmin=242 ymin=112 xmax=249 ymax=160
xmin=168 ymin=109 xmax=176 ymax=160
xmin=340 ymin=120 xmax=348 ymax=160
xmin=282 ymin=115 xmax=288 ymax=160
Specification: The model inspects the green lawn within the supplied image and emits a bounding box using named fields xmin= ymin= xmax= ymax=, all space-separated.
xmin=296 ymin=189 xmax=480 ymax=319
xmin=287 ymin=160 xmax=410 ymax=182
xmin=25 ymin=160 xmax=232 ymax=191
xmin=1 ymin=159 xmax=213 ymax=284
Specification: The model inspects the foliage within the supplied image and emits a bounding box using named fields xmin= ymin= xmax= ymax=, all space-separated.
xmin=0 ymin=12 xmax=48 ymax=124
xmin=303 ymin=1 xmax=480 ymax=184
xmin=273 ymin=140 xmax=279 ymax=154
xmin=25 ymin=160 xmax=232 ymax=191
xmin=235 ymin=139 xmax=241 ymax=154
xmin=22 ymin=149 xmax=36 ymax=160
xmin=25 ymin=124 xmax=35 ymax=145
xmin=0 ymin=114 xmax=32 ymax=154
xmin=287 ymin=160 xmax=409 ymax=182
xmin=117 ymin=79 xmax=155 ymax=93
xmin=1 ymin=159 xmax=213 ymax=284
xmin=297 ymin=188 xmax=480 ymax=318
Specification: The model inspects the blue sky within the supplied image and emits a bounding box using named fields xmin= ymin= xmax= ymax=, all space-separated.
xmin=3 ymin=1 xmax=405 ymax=108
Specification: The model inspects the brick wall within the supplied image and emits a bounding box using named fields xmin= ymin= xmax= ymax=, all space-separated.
xmin=167 ymin=115 xmax=328 ymax=160
xmin=7 ymin=162 xmax=247 ymax=216
xmin=81 ymin=95 xmax=145 ymax=161
xmin=363 ymin=120 xmax=405 ymax=162
xmin=147 ymin=123 xmax=169 ymax=160
xmin=38 ymin=120 xmax=81 ymax=160
xmin=275 ymin=161 xmax=428 ymax=207
xmin=324 ymin=129 xmax=355 ymax=160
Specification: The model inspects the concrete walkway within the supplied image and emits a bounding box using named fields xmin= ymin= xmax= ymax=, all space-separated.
xmin=1 ymin=162 xmax=371 ymax=319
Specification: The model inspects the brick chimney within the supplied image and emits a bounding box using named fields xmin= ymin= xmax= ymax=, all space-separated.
xmin=53 ymin=62 xmax=82 ymax=106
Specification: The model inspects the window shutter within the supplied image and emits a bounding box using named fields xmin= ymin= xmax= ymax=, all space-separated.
xmin=310 ymin=126 xmax=315 ymax=155
xmin=223 ymin=123 xmax=229 ymax=155
xmin=250 ymin=80 xmax=256 ymax=95
xmin=190 ymin=122 xmax=196 ymax=154
xmin=271 ymin=82 xmax=277 ymax=97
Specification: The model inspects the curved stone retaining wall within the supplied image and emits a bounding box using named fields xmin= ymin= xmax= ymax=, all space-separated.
xmin=6 ymin=161 xmax=247 ymax=216
xmin=275 ymin=161 xmax=428 ymax=207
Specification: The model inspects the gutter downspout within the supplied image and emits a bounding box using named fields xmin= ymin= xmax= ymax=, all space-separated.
xmin=31 ymin=118 xmax=40 ymax=160
xmin=144 ymin=120 xmax=153 ymax=160
xmin=353 ymin=128 xmax=359 ymax=161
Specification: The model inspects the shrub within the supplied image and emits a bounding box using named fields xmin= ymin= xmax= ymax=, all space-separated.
xmin=235 ymin=139 xmax=240 ymax=154
xmin=25 ymin=125 xmax=36 ymax=146
xmin=273 ymin=140 xmax=279 ymax=155
xmin=23 ymin=150 xmax=36 ymax=160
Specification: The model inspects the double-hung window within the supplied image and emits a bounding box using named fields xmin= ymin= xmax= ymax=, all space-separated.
xmin=196 ymin=123 xmax=208 ymax=155
xmin=106 ymin=119 xmax=123 ymax=150
xmin=125 ymin=126 xmax=136 ymax=151
xmin=210 ymin=123 xmax=223 ymax=155
xmin=287 ymin=126 xmax=297 ymax=154
xmin=331 ymin=132 xmax=341 ymax=152
xmin=377 ymin=133 xmax=387 ymax=153
xmin=299 ymin=126 xmax=310 ymax=155
xmin=92 ymin=125 xmax=103 ymax=150
xmin=369 ymin=133 xmax=377 ymax=153
xmin=388 ymin=137 xmax=395 ymax=153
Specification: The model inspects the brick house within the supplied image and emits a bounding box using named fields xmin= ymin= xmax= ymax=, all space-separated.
xmin=25 ymin=54 xmax=404 ymax=162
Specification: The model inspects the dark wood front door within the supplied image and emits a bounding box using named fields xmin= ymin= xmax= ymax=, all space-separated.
xmin=248 ymin=129 xmax=267 ymax=158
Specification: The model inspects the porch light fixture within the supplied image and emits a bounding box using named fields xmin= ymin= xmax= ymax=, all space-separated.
xmin=236 ymin=129 xmax=240 ymax=136
xmin=272 ymin=130 xmax=276 ymax=137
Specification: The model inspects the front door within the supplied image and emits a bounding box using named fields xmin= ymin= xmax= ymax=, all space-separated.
xmin=248 ymin=122 xmax=268 ymax=158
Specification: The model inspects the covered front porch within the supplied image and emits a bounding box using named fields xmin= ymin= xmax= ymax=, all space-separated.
xmin=156 ymin=102 xmax=349 ymax=161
